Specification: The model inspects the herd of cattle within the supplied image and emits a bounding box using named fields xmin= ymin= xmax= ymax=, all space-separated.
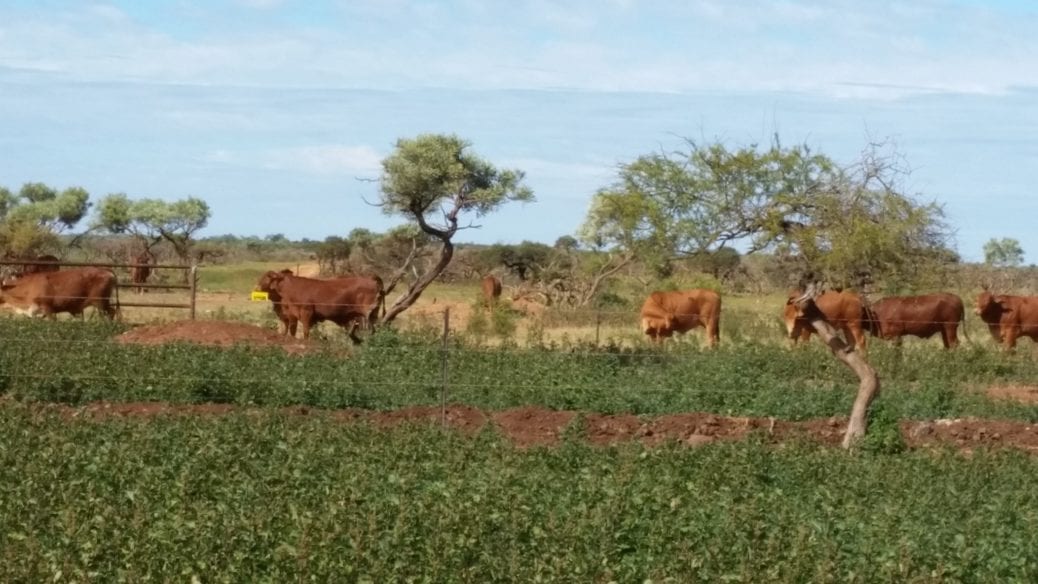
xmin=639 ymin=287 xmax=1038 ymax=351
xmin=0 ymin=262 xmax=1037 ymax=351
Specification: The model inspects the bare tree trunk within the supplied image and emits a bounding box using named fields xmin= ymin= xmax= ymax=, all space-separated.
xmin=577 ymin=252 xmax=632 ymax=306
xmin=792 ymin=285 xmax=880 ymax=448
xmin=380 ymin=240 xmax=454 ymax=324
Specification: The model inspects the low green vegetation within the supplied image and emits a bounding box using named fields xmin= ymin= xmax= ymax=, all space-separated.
xmin=1 ymin=405 xmax=1037 ymax=582
xmin=196 ymin=261 xmax=298 ymax=293
xmin=0 ymin=319 xmax=1035 ymax=422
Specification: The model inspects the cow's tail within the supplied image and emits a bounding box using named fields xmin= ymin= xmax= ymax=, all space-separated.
xmin=959 ymin=300 xmax=970 ymax=343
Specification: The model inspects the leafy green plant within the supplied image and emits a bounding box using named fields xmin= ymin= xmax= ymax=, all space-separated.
xmin=1 ymin=406 xmax=1038 ymax=582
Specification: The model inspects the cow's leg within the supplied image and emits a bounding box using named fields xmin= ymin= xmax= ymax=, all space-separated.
xmin=1003 ymin=327 xmax=1019 ymax=351
xmin=706 ymin=316 xmax=720 ymax=348
xmin=941 ymin=326 xmax=956 ymax=349
xmin=101 ymin=299 xmax=116 ymax=320
xmin=298 ymin=308 xmax=314 ymax=340
xmin=846 ymin=324 xmax=867 ymax=353
xmin=347 ymin=320 xmax=364 ymax=345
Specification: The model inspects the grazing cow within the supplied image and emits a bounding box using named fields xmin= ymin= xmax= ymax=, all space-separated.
xmin=866 ymin=292 xmax=966 ymax=349
xmin=783 ymin=289 xmax=868 ymax=351
xmin=0 ymin=267 xmax=116 ymax=319
xmin=129 ymin=251 xmax=153 ymax=294
xmin=481 ymin=275 xmax=502 ymax=310
xmin=974 ymin=291 xmax=1038 ymax=350
xmin=255 ymin=271 xmax=385 ymax=343
xmin=640 ymin=288 xmax=721 ymax=347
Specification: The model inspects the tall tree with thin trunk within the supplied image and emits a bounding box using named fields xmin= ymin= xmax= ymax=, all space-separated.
xmin=93 ymin=194 xmax=211 ymax=264
xmin=375 ymin=134 xmax=533 ymax=324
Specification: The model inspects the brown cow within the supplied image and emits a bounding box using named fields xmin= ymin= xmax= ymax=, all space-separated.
xmin=866 ymin=293 xmax=966 ymax=349
xmin=640 ymin=289 xmax=721 ymax=347
xmin=130 ymin=251 xmax=153 ymax=294
xmin=255 ymin=271 xmax=384 ymax=343
xmin=783 ymin=289 xmax=868 ymax=351
xmin=264 ymin=269 xmax=297 ymax=336
xmin=974 ymin=291 xmax=1038 ymax=350
xmin=481 ymin=275 xmax=502 ymax=310
xmin=0 ymin=267 xmax=116 ymax=319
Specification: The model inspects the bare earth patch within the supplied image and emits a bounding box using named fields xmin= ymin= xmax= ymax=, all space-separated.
xmin=902 ymin=418 xmax=1038 ymax=453
xmin=985 ymin=384 xmax=1038 ymax=405
xmin=115 ymin=320 xmax=313 ymax=354
xmin=491 ymin=406 xmax=577 ymax=448
xmin=16 ymin=400 xmax=1038 ymax=454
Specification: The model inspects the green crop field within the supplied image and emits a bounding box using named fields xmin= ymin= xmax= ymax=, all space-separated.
xmin=0 ymin=319 xmax=1036 ymax=421
xmin=2 ymin=404 xmax=1038 ymax=582
xmin=2 ymin=293 xmax=1038 ymax=581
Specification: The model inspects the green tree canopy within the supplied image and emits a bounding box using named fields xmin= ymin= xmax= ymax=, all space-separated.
xmin=580 ymin=138 xmax=952 ymax=289
xmin=482 ymin=241 xmax=553 ymax=281
xmin=983 ymin=237 xmax=1024 ymax=268
xmin=93 ymin=194 xmax=211 ymax=264
xmin=0 ymin=182 xmax=91 ymax=257
xmin=375 ymin=133 xmax=533 ymax=323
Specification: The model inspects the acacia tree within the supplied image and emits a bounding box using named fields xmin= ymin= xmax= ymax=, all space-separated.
xmin=93 ymin=194 xmax=211 ymax=264
xmin=375 ymin=134 xmax=533 ymax=324
xmin=581 ymin=137 xmax=952 ymax=291
xmin=0 ymin=182 xmax=91 ymax=257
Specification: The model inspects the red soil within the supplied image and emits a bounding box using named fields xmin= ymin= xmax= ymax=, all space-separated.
xmin=22 ymin=399 xmax=1038 ymax=454
xmin=115 ymin=320 xmax=313 ymax=354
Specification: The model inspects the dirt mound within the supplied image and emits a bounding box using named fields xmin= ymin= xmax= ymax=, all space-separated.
xmin=986 ymin=384 xmax=1038 ymax=405
xmin=903 ymin=418 xmax=1038 ymax=452
xmin=492 ymin=406 xmax=576 ymax=448
xmin=16 ymin=399 xmax=1038 ymax=454
xmin=370 ymin=405 xmax=488 ymax=435
xmin=115 ymin=320 xmax=310 ymax=353
xmin=585 ymin=413 xmax=847 ymax=447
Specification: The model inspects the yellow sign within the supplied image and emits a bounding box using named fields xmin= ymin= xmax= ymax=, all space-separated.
xmin=250 ymin=291 xmax=269 ymax=301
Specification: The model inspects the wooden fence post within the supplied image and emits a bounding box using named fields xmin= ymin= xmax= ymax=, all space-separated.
xmin=189 ymin=263 xmax=198 ymax=320
xmin=441 ymin=307 xmax=450 ymax=429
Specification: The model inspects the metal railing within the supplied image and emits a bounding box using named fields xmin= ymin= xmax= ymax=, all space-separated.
xmin=0 ymin=260 xmax=200 ymax=320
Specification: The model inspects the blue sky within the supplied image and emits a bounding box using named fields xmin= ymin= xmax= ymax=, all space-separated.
xmin=1 ymin=1 xmax=1036 ymax=262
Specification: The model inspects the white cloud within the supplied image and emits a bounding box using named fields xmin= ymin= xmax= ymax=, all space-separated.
xmin=263 ymin=145 xmax=383 ymax=175
xmin=200 ymin=144 xmax=384 ymax=176
xmin=1 ymin=0 xmax=1037 ymax=98
xmin=203 ymin=145 xmax=383 ymax=176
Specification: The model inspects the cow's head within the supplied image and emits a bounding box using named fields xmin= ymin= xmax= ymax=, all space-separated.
xmin=975 ymin=291 xmax=1008 ymax=320
xmin=256 ymin=270 xmax=292 ymax=294
xmin=641 ymin=316 xmax=673 ymax=339
xmin=782 ymin=291 xmax=802 ymax=337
